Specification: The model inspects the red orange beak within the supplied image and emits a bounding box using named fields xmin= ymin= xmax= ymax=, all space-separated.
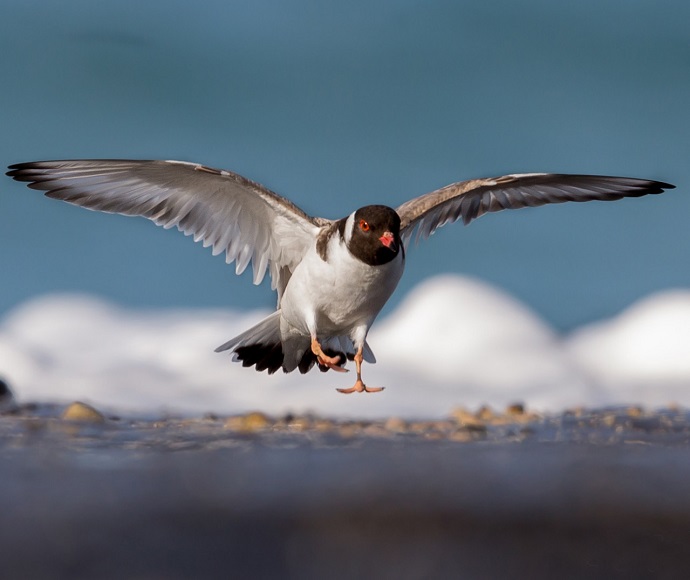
xmin=379 ymin=231 xmax=397 ymax=252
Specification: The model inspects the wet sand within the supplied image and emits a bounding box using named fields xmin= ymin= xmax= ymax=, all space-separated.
xmin=2 ymin=402 xmax=690 ymax=579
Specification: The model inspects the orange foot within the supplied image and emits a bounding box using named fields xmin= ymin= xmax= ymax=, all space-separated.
xmin=311 ymin=338 xmax=349 ymax=373
xmin=336 ymin=380 xmax=385 ymax=394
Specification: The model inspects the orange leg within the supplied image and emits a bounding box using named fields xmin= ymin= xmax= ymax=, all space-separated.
xmin=336 ymin=347 xmax=384 ymax=394
xmin=311 ymin=338 xmax=348 ymax=373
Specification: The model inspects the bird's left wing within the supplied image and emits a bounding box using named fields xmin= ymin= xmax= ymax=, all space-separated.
xmin=7 ymin=159 xmax=331 ymax=294
xmin=396 ymin=173 xmax=675 ymax=243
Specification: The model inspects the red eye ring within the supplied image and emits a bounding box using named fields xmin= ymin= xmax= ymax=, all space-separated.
xmin=359 ymin=219 xmax=370 ymax=232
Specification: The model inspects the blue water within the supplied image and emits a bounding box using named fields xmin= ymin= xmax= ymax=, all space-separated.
xmin=2 ymin=0 xmax=689 ymax=330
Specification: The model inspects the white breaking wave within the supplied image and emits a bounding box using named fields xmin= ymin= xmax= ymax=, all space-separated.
xmin=0 ymin=275 xmax=688 ymax=418
xmin=565 ymin=289 xmax=690 ymax=406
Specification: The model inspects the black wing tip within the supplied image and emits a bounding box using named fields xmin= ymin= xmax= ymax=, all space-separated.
xmin=6 ymin=163 xmax=32 ymax=179
xmin=629 ymin=178 xmax=675 ymax=193
xmin=6 ymin=159 xmax=154 ymax=178
xmin=6 ymin=164 xmax=52 ymax=189
xmin=6 ymin=161 xmax=54 ymax=181
xmin=8 ymin=160 xmax=55 ymax=170
xmin=639 ymin=180 xmax=676 ymax=196
xmin=656 ymin=181 xmax=676 ymax=191
xmin=601 ymin=175 xmax=674 ymax=192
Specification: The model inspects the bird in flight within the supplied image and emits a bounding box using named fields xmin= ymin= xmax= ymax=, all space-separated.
xmin=7 ymin=160 xmax=674 ymax=393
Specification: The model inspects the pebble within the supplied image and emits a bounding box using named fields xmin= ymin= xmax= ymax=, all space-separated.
xmin=450 ymin=407 xmax=485 ymax=428
xmin=61 ymin=401 xmax=106 ymax=423
xmin=224 ymin=412 xmax=272 ymax=432
xmin=285 ymin=416 xmax=312 ymax=431
xmin=476 ymin=405 xmax=496 ymax=421
xmin=384 ymin=417 xmax=408 ymax=433
xmin=506 ymin=403 xmax=525 ymax=416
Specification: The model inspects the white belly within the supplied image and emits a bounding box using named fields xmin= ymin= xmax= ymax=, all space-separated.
xmin=280 ymin=236 xmax=404 ymax=338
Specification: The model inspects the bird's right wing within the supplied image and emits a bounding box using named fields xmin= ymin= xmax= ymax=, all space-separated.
xmin=8 ymin=159 xmax=332 ymax=297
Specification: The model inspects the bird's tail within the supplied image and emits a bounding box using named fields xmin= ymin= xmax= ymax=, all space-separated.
xmin=215 ymin=311 xmax=375 ymax=375
xmin=215 ymin=311 xmax=285 ymax=374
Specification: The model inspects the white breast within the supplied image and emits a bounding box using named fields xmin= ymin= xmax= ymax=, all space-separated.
xmin=280 ymin=226 xmax=404 ymax=338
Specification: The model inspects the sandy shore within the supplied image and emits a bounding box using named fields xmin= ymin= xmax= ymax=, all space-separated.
xmin=2 ymin=402 xmax=690 ymax=579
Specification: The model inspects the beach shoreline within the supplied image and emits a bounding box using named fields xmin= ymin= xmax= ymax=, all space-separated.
xmin=2 ymin=402 xmax=690 ymax=579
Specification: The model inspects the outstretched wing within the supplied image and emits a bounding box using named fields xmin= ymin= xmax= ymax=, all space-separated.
xmin=396 ymin=173 xmax=675 ymax=243
xmin=7 ymin=159 xmax=331 ymax=297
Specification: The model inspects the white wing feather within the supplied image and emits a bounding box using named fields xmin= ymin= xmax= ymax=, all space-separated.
xmin=8 ymin=159 xmax=330 ymax=298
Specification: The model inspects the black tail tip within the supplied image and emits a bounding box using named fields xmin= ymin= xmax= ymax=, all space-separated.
xmin=232 ymin=343 xmax=348 ymax=375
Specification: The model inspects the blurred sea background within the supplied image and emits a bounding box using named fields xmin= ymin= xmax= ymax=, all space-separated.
xmin=1 ymin=0 xmax=689 ymax=416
